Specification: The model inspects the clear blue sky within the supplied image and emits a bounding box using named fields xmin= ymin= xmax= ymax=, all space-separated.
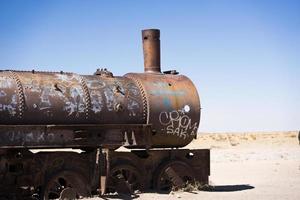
xmin=0 ymin=0 xmax=299 ymax=132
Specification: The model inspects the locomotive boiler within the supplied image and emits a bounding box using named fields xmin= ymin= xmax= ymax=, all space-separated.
xmin=0 ymin=29 xmax=209 ymax=199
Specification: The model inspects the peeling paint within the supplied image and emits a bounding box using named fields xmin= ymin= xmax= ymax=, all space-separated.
xmin=90 ymin=90 xmax=103 ymax=113
xmin=127 ymin=99 xmax=139 ymax=117
xmin=39 ymin=86 xmax=52 ymax=110
xmin=104 ymin=87 xmax=115 ymax=111
xmin=0 ymin=72 xmax=145 ymax=124
xmin=0 ymin=90 xmax=6 ymax=97
xmin=0 ymin=77 xmax=14 ymax=89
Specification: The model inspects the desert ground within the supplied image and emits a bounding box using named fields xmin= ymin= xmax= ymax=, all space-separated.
xmin=86 ymin=131 xmax=300 ymax=200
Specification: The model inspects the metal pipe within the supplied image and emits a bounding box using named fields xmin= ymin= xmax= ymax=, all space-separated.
xmin=142 ymin=29 xmax=161 ymax=73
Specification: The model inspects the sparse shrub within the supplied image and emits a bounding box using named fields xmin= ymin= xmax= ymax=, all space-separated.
xmin=250 ymin=135 xmax=257 ymax=140
xmin=289 ymin=134 xmax=296 ymax=138
xmin=173 ymin=181 xmax=213 ymax=192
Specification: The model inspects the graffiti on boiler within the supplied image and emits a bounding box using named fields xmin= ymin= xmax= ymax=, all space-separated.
xmin=159 ymin=106 xmax=198 ymax=139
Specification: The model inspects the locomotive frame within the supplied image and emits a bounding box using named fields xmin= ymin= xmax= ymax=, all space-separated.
xmin=0 ymin=29 xmax=210 ymax=199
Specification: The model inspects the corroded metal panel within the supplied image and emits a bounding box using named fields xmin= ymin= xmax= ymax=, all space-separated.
xmin=0 ymin=124 xmax=152 ymax=149
xmin=126 ymin=73 xmax=201 ymax=148
xmin=84 ymin=75 xmax=145 ymax=124
xmin=142 ymin=29 xmax=161 ymax=73
xmin=0 ymin=28 xmax=208 ymax=198
xmin=0 ymin=71 xmax=19 ymax=120
xmin=0 ymin=71 xmax=145 ymax=125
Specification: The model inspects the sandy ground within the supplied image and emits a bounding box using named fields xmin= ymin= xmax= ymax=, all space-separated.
xmin=86 ymin=131 xmax=300 ymax=200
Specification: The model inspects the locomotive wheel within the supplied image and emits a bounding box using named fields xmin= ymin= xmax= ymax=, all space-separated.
xmin=42 ymin=170 xmax=90 ymax=200
xmin=107 ymin=164 xmax=142 ymax=194
xmin=154 ymin=160 xmax=195 ymax=193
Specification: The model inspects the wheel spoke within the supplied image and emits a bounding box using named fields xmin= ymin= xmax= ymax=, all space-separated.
xmin=49 ymin=180 xmax=62 ymax=192
xmin=155 ymin=161 xmax=195 ymax=193
xmin=108 ymin=164 xmax=142 ymax=194
xmin=127 ymin=171 xmax=133 ymax=182
xmin=123 ymin=169 xmax=129 ymax=180
xmin=43 ymin=171 xmax=90 ymax=199
xmin=158 ymin=180 xmax=172 ymax=190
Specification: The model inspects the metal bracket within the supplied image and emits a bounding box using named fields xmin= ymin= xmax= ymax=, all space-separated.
xmin=99 ymin=148 xmax=110 ymax=195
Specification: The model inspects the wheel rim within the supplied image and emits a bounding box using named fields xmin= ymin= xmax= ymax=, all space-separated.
xmin=43 ymin=171 xmax=90 ymax=199
xmin=46 ymin=176 xmax=67 ymax=199
xmin=155 ymin=160 xmax=195 ymax=193
xmin=107 ymin=164 xmax=142 ymax=194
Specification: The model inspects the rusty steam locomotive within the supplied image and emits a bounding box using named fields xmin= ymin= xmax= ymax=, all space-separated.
xmin=0 ymin=29 xmax=209 ymax=199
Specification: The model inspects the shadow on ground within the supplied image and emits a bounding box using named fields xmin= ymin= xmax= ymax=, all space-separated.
xmin=100 ymin=184 xmax=255 ymax=199
xmin=204 ymin=184 xmax=255 ymax=192
xmin=101 ymin=193 xmax=139 ymax=200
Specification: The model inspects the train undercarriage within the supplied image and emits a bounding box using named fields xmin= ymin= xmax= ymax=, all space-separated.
xmin=0 ymin=147 xmax=210 ymax=199
xmin=0 ymin=28 xmax=210 ymax=199
xmin=0 ymin=124 xmax=210 ymax=199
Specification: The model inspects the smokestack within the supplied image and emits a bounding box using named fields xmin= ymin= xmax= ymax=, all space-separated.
xmin=142 ymin=29 xmax=161 ymax=73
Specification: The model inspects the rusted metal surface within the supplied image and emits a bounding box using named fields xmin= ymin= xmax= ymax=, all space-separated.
xmin=0 ymin=124 xmax=152 ymax=149
xmin=107 ymin=163 xmax=142 ymax=194
xmin=0 ymin=70 xmax=200 ymax=148
xmin=0 ymin=148 xmax=209 ymax=198
xmin=0 ymin=29 xmax=200 ymax=148
xmin=42 ymin=170 xmax=90 ymax=199
xmin=99 ymin=148 xmax=109 ymax=195
xmin=126 ymin=73 xmax=201 ymax=148
xmin=0 ymin=150 xmax=94 ymax=198
xmin=0 ymin=70 xmax=145 ymax=125
xmin=142 ymin=29 xmax=161 ymax=73
xmin=155 ymin=160 xmax=195 ymax=192
xmin=109 ymin=149 xmax=210 ymax=192
xmin=0 ymin=29 xmax=208 ymax=198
